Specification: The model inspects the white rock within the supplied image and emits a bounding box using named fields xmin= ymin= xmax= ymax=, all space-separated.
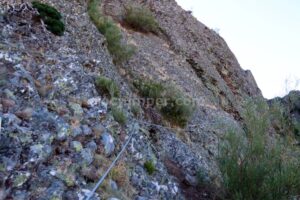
xmin=87 ymin=97 xmax=102 ymax=107
xmin=151 ymin=181 xmax=161 ymax=192
xmin=50 ymin=170 xmax=56 ymax=176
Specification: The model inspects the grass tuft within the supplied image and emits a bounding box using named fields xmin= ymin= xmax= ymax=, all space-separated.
xmin=131 ymin=103 xmax=142 ymax=117
xmin=111 ymin=106 xmax=127 ymax=126
xmin=109 ymin=162 xmax=128 ymax=187
xmin=124 ymin=6 xmax=159 ymax=33
xmin=144 ymin=160 xmax=155 ymax=175
xmin=95 ymin=76 xmax=120 ymax=98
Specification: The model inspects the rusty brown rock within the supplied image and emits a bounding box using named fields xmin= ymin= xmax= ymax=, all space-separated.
xmin=15 ymin=107 xmax=33 ymax=120
xmin=1 ymin=98 xmax=15 ymax=112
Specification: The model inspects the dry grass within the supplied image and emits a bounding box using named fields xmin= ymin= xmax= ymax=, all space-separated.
xmin=109 ymin=162 xmax=128 ymax=187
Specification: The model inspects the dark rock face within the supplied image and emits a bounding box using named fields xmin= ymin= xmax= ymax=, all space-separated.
xmin=269 ymin=91 xmax=300 ymax=139
xmin=0 ymin=0 xmax=265 ymax=199
xmin=282 ymin=91 xmax=300 ymax=121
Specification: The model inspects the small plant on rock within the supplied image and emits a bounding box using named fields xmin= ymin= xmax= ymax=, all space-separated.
xmin=131 ymin=102 xmax=142 ymax=117
xmin=109 ymin=162 xmax=128 ymax=187
xmin=160 ymin=86 xmax=194 ymax=127
xmin=95 ymin=76 xmax=120 ymax=98
xmin=124 ymin=6 xmax=159 ymax=33
xmin=111 ymin=106 xmax=127 ymax=126
xmin=32 ymin=1 xmax=65 ymax=36
xmin=134 ymin=79 xmax=194 ymax=127
xmin=133 ymin=79 xmax=164 ymax=101
xmin=144 ymin=160 xmax=155 ymax=175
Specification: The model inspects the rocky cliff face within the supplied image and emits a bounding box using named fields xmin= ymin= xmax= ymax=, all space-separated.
xmin=0 ymin=0 xmax=265 ymax=199
xmin=268 ymin=91 xmax=300 ymax=141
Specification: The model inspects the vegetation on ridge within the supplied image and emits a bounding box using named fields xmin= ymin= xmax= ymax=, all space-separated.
xmin=88 ymin=0 xmax=134 ymax=64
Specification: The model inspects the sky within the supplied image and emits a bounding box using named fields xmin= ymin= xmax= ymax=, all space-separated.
xmin=176 ymin=0 xmax=300 ymax=99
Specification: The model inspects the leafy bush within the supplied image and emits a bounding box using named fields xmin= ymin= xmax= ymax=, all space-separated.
xmin=144 ymin=160 xmax=155 ymax=175
xmin=32 ymin=1 xmax=61 ymax=19
xmin=218 ymin=99 xmax=300 ymax=200
xmin=32 ymin=1 xmax=65 ymax=36
xmin=111 ymin=106 xmax=127 ymax=126
xmin=124 ymin=6 xmax=159 ymax=33
xmin=134 ymin=79 xmax=194 ymax=127
xmin=133 ymin=79 xmax=164 ymax=100
xmin=160 ymin=86 xmax=194 ymax=127
xmin=88 ymin=0 xmax=134 ymax=64
xmin=95 ymin=76 xmax=120 ymax=98
xmin=44 ymin=18 xmax=65 ymax=36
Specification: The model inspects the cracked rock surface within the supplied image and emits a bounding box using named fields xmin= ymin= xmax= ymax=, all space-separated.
xmin=0 ymin=0 xmax=274 ymax=200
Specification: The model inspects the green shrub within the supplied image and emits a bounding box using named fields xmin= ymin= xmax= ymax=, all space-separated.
xmin=133 ymin=79 xmax=164 ymax=100
xmin=124 ymin=7 xmax=159 ymax=33
xmin=44 ymin=18 xmax=65 ymax=36
xmin=144 ymin=160 xmax=155 ymax=175
xmin=268 ymin=100 xmax=293 ymax=136
xmin=95 ymin=76 xmax=120 ymax=98
xmin=32 ymin=1 xmax=65 ymax=36
xmin=32 ymin=1 xmax=61 ymax=19
xmin=160 ymin=86 xmax=194 ymax=127
xmin=242 ymin=98 xmax=270 ymax=136
xmin=293 ymin=123 xmax=300 ymax=143
xmin=88 ymin=0 xmax=134 ymax=64
xmin=111 ymin=106 xmax=127 ymax=126
xmin=134 ymin=79 xmax=194 ymax=127
xmin=218 ymin=99 xmax=300 ymax=200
